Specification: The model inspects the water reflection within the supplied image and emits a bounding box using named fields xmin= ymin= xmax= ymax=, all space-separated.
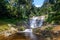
xmin=0 ymin=29 xmax=42 ymax=40
xmin=20 ymin=29 xmax=39 ymax=40
xmin=24 ymin=32 xmax=38 ymax=40
xmin=0 ymin=29 xmax=60 ymax=40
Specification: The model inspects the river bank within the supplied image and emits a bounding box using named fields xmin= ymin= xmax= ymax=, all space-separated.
xmin=0 ymin=25 xmax=60 ymax=40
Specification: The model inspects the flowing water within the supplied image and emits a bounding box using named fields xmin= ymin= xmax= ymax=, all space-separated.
xmin=0 ymin=16 xmax=60 ymax=40
xmin=30 ymin=16 xmax=45 ymax=28
xmin=1 ymin=31 xmax=60 ymax=40
xmin=0 ymin=32 xmax=43 ymax=40
xmin=0 ymin=16 xmax=46 ymax=40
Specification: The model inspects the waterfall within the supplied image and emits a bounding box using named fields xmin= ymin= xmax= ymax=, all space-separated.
xmin=30 ymin=16 xmax=45 ymax=28
xmin=18 ymin=16 xmax=45 ymax=40
xmin=22 ymin=16 xmax=45 ymax=32
xmin=30 ymin=16 xmax=38 ymax=28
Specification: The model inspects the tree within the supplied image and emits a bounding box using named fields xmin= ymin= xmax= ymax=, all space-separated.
xmin=0 ymin=0 xmax=34 ymax=24
xmin=44 ymin=0 xmax=60 ymax=24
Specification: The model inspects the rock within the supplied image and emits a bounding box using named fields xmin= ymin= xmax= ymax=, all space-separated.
xmin=46 ymin=37 xmax=51 ymax=40
xmin=8 ymin=24 xmax=12 ymax=27
xmin=9 ymin=27 xmax=18 ymax=33
xmin=3 ymin=31 xmax=11 ymax=37
xmin=8 ymin=24 xmax=16 ymax=27
xmin=1 ymin=27 xmax=18 ymax=37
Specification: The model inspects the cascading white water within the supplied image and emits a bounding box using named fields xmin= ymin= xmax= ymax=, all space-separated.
xmin=39 ymin=16 xmax=45 ymax=27
xmin=30 ymin=16 xmax=38 ymax=28
xmin=20 ymin=16 xmax=45 ymax=40
xmin=22 ymin=16 xmax=45 ymax=32
xmin=30 ymin=16 xmax=45 ymax=28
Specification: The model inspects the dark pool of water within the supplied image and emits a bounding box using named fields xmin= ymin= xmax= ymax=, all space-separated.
xmin=0 ymin=32 xmax=45 ymax=40
xmin=11 ymin=32 xmax=41 ymax=40
xmin=0 ymin=32 xmax=60 ymax=40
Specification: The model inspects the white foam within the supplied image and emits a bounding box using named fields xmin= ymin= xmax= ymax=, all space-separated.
xmin=23 ymin=29 xmax=32 ymax=32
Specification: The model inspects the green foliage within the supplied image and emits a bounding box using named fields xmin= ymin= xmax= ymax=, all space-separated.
xmin=0 ymin=0 xmax=43 ymax=23
xmin=44 ymin=0 xmax=60 ymax=24
xmin=19 ymin=26 xmax=25 ymax=31
xmin=0 ymin=25 xmax=9 ymax=32
xmin=0 ymin=0 xmax=34 ymax=24
xmin=1 ymin=0 xmax=60 ymax=25
xmin=33 ymin=28 xmax=41 ymax=34
xmin=45 ymin=27 xmax=53 ymax=31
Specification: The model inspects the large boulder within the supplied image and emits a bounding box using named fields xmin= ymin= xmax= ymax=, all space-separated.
xmin=0 ymin=27 xmax=18 ymax=37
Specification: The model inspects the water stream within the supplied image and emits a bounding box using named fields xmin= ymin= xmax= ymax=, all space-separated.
xmin=21 ymin=16 xmax=45 ymax=40
xmin=0 ymin=16 xmax=47 ymax=40
xmin=30 ymin=16 xmax=45 ymax=28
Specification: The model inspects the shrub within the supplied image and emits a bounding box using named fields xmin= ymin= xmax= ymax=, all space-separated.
xmin=19 ymin=26 xmax=25 ymax=31
xmin=45 ymin=27 xmax=53 ymax=31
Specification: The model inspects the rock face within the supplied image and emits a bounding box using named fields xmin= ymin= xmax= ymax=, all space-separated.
xmin=33 ymin=25 xmax=60 ymax=38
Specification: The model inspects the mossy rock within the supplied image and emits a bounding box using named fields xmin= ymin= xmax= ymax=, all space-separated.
xmin=45 ymin=27 xmax=53 ymax=31
xmin=19 ymin=26 xmax=25 ymax=31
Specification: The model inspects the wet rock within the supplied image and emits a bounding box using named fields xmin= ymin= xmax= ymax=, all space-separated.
xmin=8 ymin=24 xmax=16 ymax=27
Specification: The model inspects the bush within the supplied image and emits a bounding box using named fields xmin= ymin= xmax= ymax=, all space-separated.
xmin=45 ymin=27 xmax=53 ymax=31
xmin=19 ymin=26 xmax=25 ymax=31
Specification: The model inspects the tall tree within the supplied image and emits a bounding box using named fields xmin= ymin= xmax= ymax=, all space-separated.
xmin=44 ymin=0 xmax=60 ymax=24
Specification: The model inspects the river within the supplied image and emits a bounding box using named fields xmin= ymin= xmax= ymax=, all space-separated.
xmin=0 ymin=32 xmax=44 ymax=40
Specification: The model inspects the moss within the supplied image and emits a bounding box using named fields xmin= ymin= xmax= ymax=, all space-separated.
xmin=45 ymin=27 xmax=53 ymax=31
xmin=0 ymin=25 xmax=9 ymax=32
xmin=19 ymin=26 xmax=25 ymax=31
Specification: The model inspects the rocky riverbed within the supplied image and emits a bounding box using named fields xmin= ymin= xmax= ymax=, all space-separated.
xmin=0 ymin=25 xmax=60 ymax=40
